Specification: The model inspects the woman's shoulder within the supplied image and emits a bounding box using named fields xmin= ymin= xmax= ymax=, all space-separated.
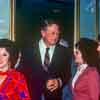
xmin=86 ymin=67 xmax=99 ymax=76
xmin=87 ymin=66 xmax=97 ymax=71
xmin=8 ymin=69 xmax=25 ymax=80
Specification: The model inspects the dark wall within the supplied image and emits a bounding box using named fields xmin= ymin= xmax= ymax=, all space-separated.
xmin=15 ymin=0 xmax=74 ymax=48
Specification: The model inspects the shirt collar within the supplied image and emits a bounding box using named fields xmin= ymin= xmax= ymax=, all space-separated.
xmin=39 ymin=38 xmax=56 ymax=49
xmin=77 ymin=63 xmax=88 ymax=72
xmin=39 ymin=39 xmax=46 ymax=49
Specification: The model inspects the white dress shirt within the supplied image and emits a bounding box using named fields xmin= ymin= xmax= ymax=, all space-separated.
xmin=39 ymin=39 xmax=55 ymax=65
xmin=72 ymin=64 xmax=88 ymax=88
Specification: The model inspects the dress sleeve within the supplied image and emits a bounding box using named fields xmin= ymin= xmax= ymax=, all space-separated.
xmin=16 ymin=72 xmax=31 ymax=100
xmin=88 ymin=68 xmax=100 ymax=100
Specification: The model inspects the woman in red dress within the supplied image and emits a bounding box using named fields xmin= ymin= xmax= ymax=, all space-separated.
xmin=0 ymin=39 xmax=31 ymax=100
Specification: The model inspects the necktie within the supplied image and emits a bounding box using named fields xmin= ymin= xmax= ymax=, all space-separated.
xmin=43 ymin=48 xmax=50 ymax=71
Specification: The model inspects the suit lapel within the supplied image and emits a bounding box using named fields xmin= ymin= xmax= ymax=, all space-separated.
xmin=49 ymin=44 xmax=60 ymax=69
xmin=34 ymin=42 xmax=42 ymax=65
xmin=74 ymin=67 xmax=89 ymax=88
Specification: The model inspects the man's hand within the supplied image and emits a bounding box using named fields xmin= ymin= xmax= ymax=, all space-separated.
xmin=46 ymin=79 xmax=60 ymax=92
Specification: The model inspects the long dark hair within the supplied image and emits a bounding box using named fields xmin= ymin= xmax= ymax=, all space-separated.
xmin=75 ymin=38 xmax=99 ymax=72
xmin=0 ymin=39 xmax=19 ymax=68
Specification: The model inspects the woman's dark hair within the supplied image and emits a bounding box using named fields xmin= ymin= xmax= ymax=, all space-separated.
xmin=0 ymin=39 xmax=19 ymax=68
xmin=75 ymin=38 xmax=99 ymax=68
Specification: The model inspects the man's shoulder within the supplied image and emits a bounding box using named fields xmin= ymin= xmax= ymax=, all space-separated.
xmin=56 ymin=39 xmax=70 ymax=51
xmin=56 ymin=43 xmax=70 ymax=55
xmin=32 ymin=40 xmax=39 ymax=47
xmin=58 ymin=39 xmax=69 ymax=48
xmin=56 ymin=39 xmax=72 ymax=57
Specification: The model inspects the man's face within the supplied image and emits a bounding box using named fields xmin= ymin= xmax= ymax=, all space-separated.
xmin=41 ymin=24 xmax=60 ymax=47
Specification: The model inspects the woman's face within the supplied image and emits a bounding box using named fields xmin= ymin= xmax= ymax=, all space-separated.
xmin=0 ymin=48 xmax=10 ymax=71
xmin=74 ymin=48 xmax=84 ymax=66
xmin=97 ymin=42 xmax=100 ymax=53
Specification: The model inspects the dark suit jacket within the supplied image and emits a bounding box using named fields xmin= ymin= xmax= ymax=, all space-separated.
xmin=18 ymin=41 xmax=71 ymax=100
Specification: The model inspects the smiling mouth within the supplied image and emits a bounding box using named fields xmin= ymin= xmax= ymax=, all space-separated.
xmin=0 ymin=61 xmax=3 ymax=64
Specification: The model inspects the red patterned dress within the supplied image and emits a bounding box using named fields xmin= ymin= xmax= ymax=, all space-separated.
xmin=0 ymin=69 xmax=31 ymax=100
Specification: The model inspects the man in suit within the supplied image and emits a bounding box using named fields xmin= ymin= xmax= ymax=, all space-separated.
xmin=18 ymin=19 xmax=71 ymax=100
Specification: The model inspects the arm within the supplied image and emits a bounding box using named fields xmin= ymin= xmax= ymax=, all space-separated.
xmin=17 ymin=72 xmax=31 ymax=100
xmin=46 ymin=46 xmax=71 ymax=92
xmin=59 ymin=47 xmax=71 ymax=88
xmin=88 ymin=68 xmax=100 ymax=100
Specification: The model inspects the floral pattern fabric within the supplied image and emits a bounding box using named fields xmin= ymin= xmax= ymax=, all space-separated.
xmin=0 ymin=69 xmax=31 ymax=100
